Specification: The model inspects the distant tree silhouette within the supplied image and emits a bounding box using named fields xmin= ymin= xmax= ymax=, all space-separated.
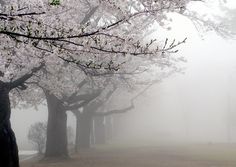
xmin=28 ymin=122 xmax=47 ymax=155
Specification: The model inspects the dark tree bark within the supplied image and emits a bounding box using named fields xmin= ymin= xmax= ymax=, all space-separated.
xmin=44 ymin=91 xmax=68 ymax=158
xmin=77 ymin=110 xmax=93 ymax=149
xmin=0 ymin=82 xmax=19 ymax=167
xmin=69 ymin=90 xmax=103 ymax=152
xmin=94 ymin=116 xmax=106 ymax=145
xmin=74 ymin=111 xmax=94 ymax=152
xmin=0 ymin=64 xmax=43 ymax=167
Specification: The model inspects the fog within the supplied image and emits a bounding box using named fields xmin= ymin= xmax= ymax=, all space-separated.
xmin=115 ymin=24 xmax=236 ymax=143
xmin=11 ymin=18 xmax=236 ymax=152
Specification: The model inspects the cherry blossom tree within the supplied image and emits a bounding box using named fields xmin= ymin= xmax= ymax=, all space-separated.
xmin=73 ymin=76 xmax=159 ymax=150
xmin=0 ymin=0 xmax=229 ymax=166
xmin=19 ymin=64 xmax=103 ymax=158
xmin=0 ymin=63 xmax=43 ymax=167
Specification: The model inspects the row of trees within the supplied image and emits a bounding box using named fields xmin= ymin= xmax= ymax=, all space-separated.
xmin=0 ymin=0 xmax=230 ymax=167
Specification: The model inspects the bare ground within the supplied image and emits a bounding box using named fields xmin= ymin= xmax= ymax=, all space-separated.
xmin=20 ymin=143 xmax=236 ymax=167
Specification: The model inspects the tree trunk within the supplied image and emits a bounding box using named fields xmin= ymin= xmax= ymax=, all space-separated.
xmin=77 ymin=111 xmax=92 ymax=149
xmin=0 ymin=83 xmax=19 ymax=167
xmin=74 ymin=111 xmax=80 ymax=153
xmin=44 ymin=92 xmax=68 ymax=158
xmin=94 ymin=116 xmax=106 ymax=145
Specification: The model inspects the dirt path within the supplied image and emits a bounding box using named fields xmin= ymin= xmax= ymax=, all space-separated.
xmin=20 ymin=144 xmax=236 ymax=167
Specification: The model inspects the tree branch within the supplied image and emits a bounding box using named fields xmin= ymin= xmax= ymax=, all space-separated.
xmin=95 ymin=101 xmax=134 ymax=116
xmin=65 ymin=89 xmax=102 ymax=111
xmin=62 ymin=79 xmax=88 ymax=102
xmin=9 ymin=62 xmax=44 ymax=90
xmin=66 ymin=89 xmax=101 ymax=104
